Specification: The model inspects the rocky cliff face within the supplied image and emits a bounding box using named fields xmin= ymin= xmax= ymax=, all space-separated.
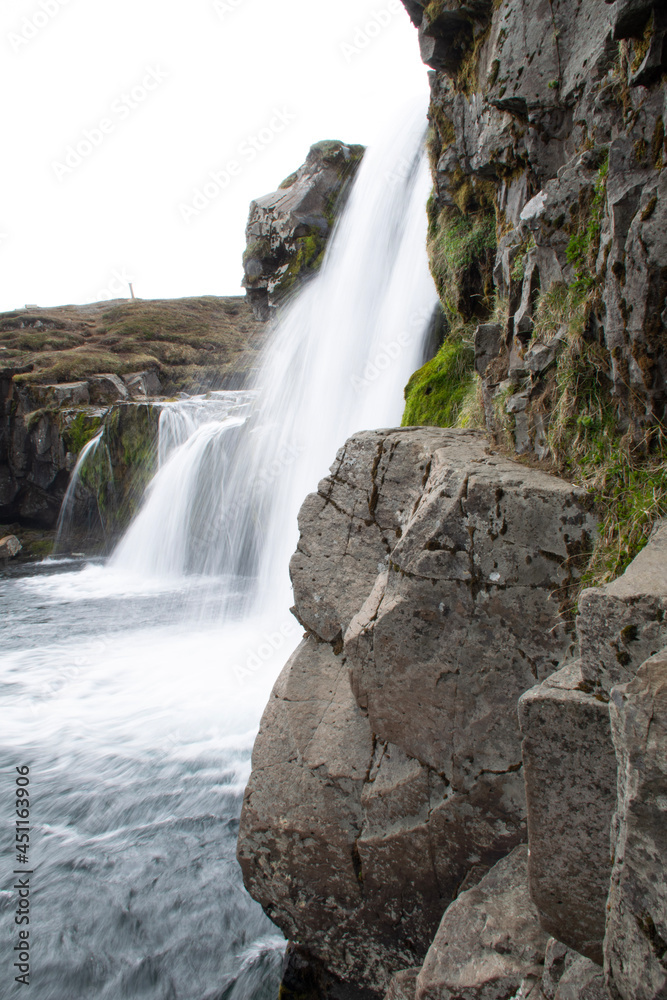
xmin=400 ymin=0 xmax=667 ymax=583
xmin=237 ymin=428 xmax=598 ymax=995
xmin=0 ymin=366 xmax=160 ymax=547
xmin=243 ymin=141 xmax=364 ymax=321
xmin=237 ymin=429 xmax=667 ymax=1000
xmin=234 ymin=5 xmax=667 ymax=998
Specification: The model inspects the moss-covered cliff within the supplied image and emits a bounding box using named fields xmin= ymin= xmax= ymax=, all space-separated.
xmin=401 ymin=0 xmax=667 ymax=586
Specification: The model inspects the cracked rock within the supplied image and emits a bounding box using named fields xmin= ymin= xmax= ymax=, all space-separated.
xmin=519 ymin=662 xmax=618 ymax=964
xmin=239 ymin=428 xmax=597 ymax=994
xmin=415 ymin=846 xmax=549 ymax=1000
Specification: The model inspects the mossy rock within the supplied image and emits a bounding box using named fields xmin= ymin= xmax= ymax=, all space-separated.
xmin=402 ymin=339 xmax=476 ymax=428
xmin=61 ymin=411 xmax=104 ymax=454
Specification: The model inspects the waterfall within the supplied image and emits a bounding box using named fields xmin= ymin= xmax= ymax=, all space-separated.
xmin=110 ymin=100 xmax=439 ymax=604
xmin=3 ymin=99 xmax=440 ymax=1000
xmin=53 ymin=430 xmax=105 ymax=554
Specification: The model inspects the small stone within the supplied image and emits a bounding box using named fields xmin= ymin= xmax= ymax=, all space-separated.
xmin=0 ymin=535 xmax=22 ymax=559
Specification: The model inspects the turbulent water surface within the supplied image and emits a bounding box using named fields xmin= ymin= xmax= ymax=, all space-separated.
xmin=0 ymin=101 xmax=437 ymax=999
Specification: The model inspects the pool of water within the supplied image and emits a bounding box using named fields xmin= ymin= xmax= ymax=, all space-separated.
xmin=0 ymin=559 xmax=298 ymax=1000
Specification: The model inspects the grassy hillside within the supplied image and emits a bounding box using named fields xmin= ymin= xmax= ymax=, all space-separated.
xmin=0 ymin=295 xmax=266 ymax=393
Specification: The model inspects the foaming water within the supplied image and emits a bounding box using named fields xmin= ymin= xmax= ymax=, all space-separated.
xmin=1 ymin=100 xmax=435 ymax=999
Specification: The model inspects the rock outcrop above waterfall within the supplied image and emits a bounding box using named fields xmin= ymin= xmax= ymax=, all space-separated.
xmin=242 ymin=140 xmax=364 ymax=321
xmin=0 ymin=296 xmax=264 ymax=538
xmin=237 ymin=426 xmax=597 ymax=995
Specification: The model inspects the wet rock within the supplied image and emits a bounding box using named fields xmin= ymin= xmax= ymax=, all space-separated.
xmin=0 ymin=534 xmax=21 ymax=559
xmin=605 ymin=650 xmax=667 ymax=1000
xmin=243 ymin=141 xmax=364 ymax=321
xmin=519 ymin=662 xmax=618 ymax=964
xmin=414 ymin=846 xmax=549 ymax=1000
xmin=279 ymin=942 xmax=378 ymax=1000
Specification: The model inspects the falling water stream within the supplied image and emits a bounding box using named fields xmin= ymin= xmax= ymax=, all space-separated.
xmin=0 ymin=103 xmax=438 ymax=1000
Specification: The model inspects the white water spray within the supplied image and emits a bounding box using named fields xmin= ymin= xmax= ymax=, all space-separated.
xmin=110 ymin=101 xmax=438 ymax=601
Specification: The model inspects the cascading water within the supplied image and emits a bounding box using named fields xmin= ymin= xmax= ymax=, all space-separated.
xmin=111 ymin=101 xmax=438 ymax=608
xmin=53 ymin=430 xmax=107 ymax=554
xmin=0 ymin=99 xmax=438 ymax=1000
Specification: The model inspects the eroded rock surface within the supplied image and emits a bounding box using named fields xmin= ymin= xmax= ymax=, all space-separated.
xmin=239 ymin=427 xmax=596 ymax=994
xmin=243 ymin=141 xmax=364 ymax=321
xmin=403 ymin=0 xmax=667 ymax=453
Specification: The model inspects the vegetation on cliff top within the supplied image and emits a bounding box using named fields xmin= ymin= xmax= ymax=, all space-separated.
xmin=0 ymin=296 xmax=265 ymax=393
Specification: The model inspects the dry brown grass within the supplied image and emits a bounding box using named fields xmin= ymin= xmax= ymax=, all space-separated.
xmin=0 ymin=295 xmax=267 ymax=392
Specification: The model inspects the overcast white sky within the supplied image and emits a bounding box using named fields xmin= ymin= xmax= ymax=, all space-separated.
xmin=0 ymin=0 xmax=428 ymax=312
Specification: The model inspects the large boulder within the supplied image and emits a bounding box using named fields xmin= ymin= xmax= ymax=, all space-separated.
xmin=239 ymin=428 xmax=597 ymax=994
xmin=519 ymin=662 xmax=618 ymax=964
xmin=243 ymin=140 xmax=364 ymax=320
xmin=605 ymin=650 xmax=667 ymax=1000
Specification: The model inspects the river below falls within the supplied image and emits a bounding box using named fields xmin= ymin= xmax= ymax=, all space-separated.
xmin=0 ymin=558 xmax=298 ymax=1000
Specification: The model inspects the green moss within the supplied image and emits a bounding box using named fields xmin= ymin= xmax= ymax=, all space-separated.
xmin=279 ymin=172 xmax=298 ymax=190
xmin=276 ymin=230 xmax=327 ymax=298
xmin=565 ymin=152 xmax=608 ymax=296
xmin=652 ymin=117 xmax=664 ymax=169
xmin=62 ymin=411 xmax=103 ymax=455
xmin=546 ymin=337 xmax=667 ymax=588
xmin=25 ymin=406 xmax=58 ymax=433
xmin=428 ymin=205 xmax=497 ymax=319
xmin=401 ymin=338 xmax=475 ymax=428
xmin=243 ymin=238 xmax=272 ymax=264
